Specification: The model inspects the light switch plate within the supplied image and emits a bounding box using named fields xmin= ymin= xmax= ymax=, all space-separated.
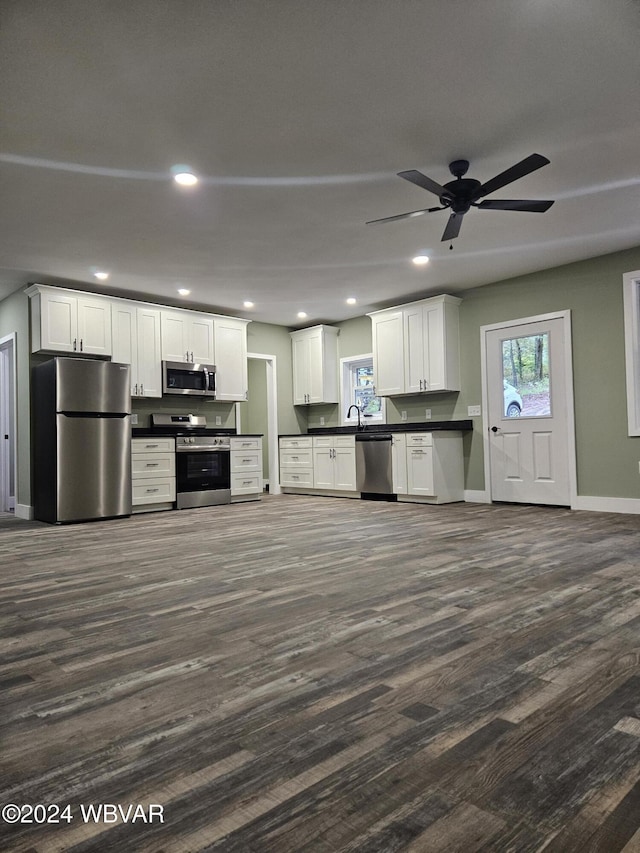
xmin=401 ymin=410 xmax=407 ymax=421
xmin=424 ymin=409 xmax=432 ymax=420
xmin=215 ymin=416 xmax=222 ymax=426
xmin=130 ymin=413 xmax=138 ymax=425
xmin=468 ymin=405 xmax=482 ymax=417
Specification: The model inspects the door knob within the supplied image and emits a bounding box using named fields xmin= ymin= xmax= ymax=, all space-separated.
xmin=491 ymin=426 xmax=499 ymax=432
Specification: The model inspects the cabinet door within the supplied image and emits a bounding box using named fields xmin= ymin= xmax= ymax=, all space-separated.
xmin=291 ymin=335 xmax=310 ymax=404
xmin=214 ymin=318 xmax=248 ymax=401
xmin=404 ymin=305 xmax=426 ymax=394
xmin=312 ymin=447 xmax=334 ymax=488
xmin=424 ymin=302 xmax=444 ymax=391
xmin=391 ymin=434 xmax=407 ymax=493
xmin=136 ymin=307 xmax=162 ymax=397
xmin=161 ymin=311 xmax=189 ymax=361
xmin=111 ymin=302 xmax=138 ymax=394
xmin=307 ymin=329 xmax=325 ymax=404
xmin=39 ymin=290 xmax=77 ymax=353
xmin=334 ymin=446 xmax=356 ymax=490
xmin=371 ymin=311 xmax=404 ymax=396
xmin=407 ymin=446 xmax=434 ymax=496
xmin=77 ymin=296 xmax=112 ymax=356
xmin=189 ymin=314 xmax=214 ymax=363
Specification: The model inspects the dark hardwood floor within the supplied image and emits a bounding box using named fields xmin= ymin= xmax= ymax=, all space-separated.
xmin=1 ymin=495 xmax=639 ymax=852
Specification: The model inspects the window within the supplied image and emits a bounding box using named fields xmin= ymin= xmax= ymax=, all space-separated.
xmin=501 ymin=332 xmax=551 ymax=418
xmin=340 ymin=354 xmax=385 ymax=425
xmin=623 ymin=269 xmax=640 ymax=436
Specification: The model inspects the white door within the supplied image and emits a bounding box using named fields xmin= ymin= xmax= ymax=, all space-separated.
xmin=371 ymin=311 xmax=404 ymax=396
xmin=189 ymin=315 xmax=214 ymax=364
xmin=291 ymin=335 xmax=309 ymax=404
xmin=0 ymin=335 xmax=16 ymax=512
xmin=485 ymin=316 xmax=572 ymax=506
xmin=136 ymin=307 xmax=162 ymax=397
xmin=313 ymin=446 xmax=334 ymax=488
xmin=77 ymin=296 xmax=112 ymax=356
xmin=214 ymin=318 xmax=248 ymax=401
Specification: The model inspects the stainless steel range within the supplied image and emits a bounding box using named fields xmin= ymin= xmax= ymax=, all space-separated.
xmin=150 ymin=414 xmax=231 ymax=509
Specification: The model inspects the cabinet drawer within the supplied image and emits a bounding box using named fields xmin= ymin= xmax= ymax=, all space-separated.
xmin=132 ymin=453 xmax=175 ymax=478
xmin=231 ymin=437 xmax=261 ymax=451
xmin=280 ymin=468 xmax=313 ymax=487
xmin=334 ymin=435 xmax=355 ymax=448
xmin=231 ymin=450 xmax=261 ymax=472
xmin=280 ymin=436 xmax=312 ymax=450
xmin=280 ymin=449 xmax=313 ymax=467
xmin=132 ymin=478 xmax=176 ymax=505
xmin=231 ymin=472 xmax=262 ymax=494
xmin=132 ymin=437 xmax=175 ymax=453
xmin=312 ymin=435 xmax=334 ymax=449
xmin=406 ymin=432 xmax=433 ymax=447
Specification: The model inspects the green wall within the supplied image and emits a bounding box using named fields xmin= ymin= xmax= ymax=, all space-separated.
xmin=458 ymin=246 xmax=640 ymax=497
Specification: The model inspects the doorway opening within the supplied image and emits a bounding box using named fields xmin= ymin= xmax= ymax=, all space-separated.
xmin=236 ymin=353 xmax=280 ymax=495
xmin=0 ymin=333 xmax=17 ymax=513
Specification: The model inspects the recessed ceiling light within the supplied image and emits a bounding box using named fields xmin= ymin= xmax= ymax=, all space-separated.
xmin=243 ymin=300 xmax=255 ymax=308
xmin=177 ymin=288 xmax=191 ymax=296
xmin=93 ymin=270 xmax=110 ymax=281
xmin=346 ymin=297 xmax=357 ymax=305
xmin=171 ymin=164 xmax=199 ymax=187
xmin=297 ymin=311 xmax=308 ymax=319
xmin=412 ymin=255 xmax=430 ymax=266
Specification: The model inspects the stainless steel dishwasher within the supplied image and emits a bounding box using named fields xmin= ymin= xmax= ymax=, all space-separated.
xmin=355 ymin=433 xmax=396 ymax=500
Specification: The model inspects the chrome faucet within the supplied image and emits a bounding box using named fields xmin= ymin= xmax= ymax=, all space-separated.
xmin=347 ymin=404 xmax=364 ymax=430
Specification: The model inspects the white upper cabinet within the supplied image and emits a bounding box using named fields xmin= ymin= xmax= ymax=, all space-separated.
xmin=213 ymin=316 xmax=249 ymax=401
xmin=111 ymin=302 xmax=162 ymax=397
xmin=369 ymin=295 xmax=461 ymax=395
xmin=370 ymin=310 xmax=404 ymax=396
xmin=290 ymin=325 xmax=339 ymax=405
xmin=160 ymin=309 xmax=214 ymax=364
xmin=27 ymin=285 xmax=112 ymax=356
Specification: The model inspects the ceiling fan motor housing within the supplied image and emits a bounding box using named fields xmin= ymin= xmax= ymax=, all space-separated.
xmin=441 ymin=178 xmax=482 ymax=213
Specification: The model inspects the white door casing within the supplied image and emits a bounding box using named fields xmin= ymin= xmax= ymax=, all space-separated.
xmin=0 ymin=334 xmax=17 ymax=512
xmin=236 ymin=353 xmax=280 ymax=495
xmin=481 ymin=312 xmax=576 ymax=507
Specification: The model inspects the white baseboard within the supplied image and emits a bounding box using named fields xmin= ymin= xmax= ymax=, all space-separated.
xmin=16 ymin=503 xmax=34 ymax=520
xmin=464 ymin=489 xmax=491 ymax=503
xmin=572 ymin=495 xmax=640 ymax=515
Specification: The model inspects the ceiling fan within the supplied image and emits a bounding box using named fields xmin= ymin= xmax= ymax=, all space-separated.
xmin=366 ymin=153 xmax=554 ymax=242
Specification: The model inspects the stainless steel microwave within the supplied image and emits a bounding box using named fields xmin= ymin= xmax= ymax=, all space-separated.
xmin=162 ymin=361 xmax=216 ymax=397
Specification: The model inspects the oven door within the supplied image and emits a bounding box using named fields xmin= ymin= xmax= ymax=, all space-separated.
xmin=175 ymin=449 xmax=231 ymax=508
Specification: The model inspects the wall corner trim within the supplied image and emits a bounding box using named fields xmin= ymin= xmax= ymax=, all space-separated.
xmin=464 ymin=489 xmax=491 ymax=503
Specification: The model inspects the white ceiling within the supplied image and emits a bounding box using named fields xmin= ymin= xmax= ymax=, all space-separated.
xmin=1 ymin=0 xmax=639 ymax=327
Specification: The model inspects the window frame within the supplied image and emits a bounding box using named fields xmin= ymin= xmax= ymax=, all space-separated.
xmin=339 ymin=353 xmax=386 ymax=426
xmin=623 ymin=270 xmax=640 ymax=436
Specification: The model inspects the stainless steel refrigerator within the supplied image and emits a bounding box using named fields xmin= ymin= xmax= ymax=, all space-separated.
xmin=32 ymin=358 xmax=132 ymax=523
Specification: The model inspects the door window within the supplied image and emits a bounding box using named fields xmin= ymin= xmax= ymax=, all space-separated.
xmin=501 ymin=333 xmax=551 ymax=418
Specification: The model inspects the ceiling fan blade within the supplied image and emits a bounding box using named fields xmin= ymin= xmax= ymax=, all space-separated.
xmin=477 ymin=199 xmax=555 ymax=212
xmin=441 ymin=213 xmax=463 ymax=242
xmin=476 ymin=153 xmax=550 ymax=199
xmin=398 ymin=169 xmax=454 ymax=199
xmin=366 ymin=206 xmax=445 ymax=225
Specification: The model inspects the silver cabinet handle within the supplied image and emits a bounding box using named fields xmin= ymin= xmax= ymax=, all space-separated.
xmin=190 ymin=351 xmax=194 ymax=362
xmin=73 ymin=338 xmax=77 ymax=351
xmin=80 ymin=339 xmax=83 ymax=352
xmin=419 ymin=379 xmax=423 ymax=390
xmin=134 ymin=383 xmax=138 ymax=396
xmin=146 ymin=462 xmax=159 ymax=467
xmin=185 ymin=351 xmax=189 ymax=362
xmin=146 ymin=487 xmax=159 ymax=493
xmin=140 ymin=383 xmax=144 ymax=395
xmin=145 ymin=443 xmax=159 ymax=448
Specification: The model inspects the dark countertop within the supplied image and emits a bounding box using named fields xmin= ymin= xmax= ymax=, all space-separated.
xmin=279 ymin=420 xmax=472 ymax=438
xmin=132 ymin=428 xmax=263 ymax=437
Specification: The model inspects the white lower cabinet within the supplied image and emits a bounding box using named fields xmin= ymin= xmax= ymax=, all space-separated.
xmin=391 ymin=434 xmax=407 ymax=494
xmin=230 ymin=437 xmax=263 ymax=502
xmin=400 ymin=432 xmax=464 ymax=504
xmin=279 ymin=436 xmax=314 ymax=488
xmin=312 ymin=435 xmax=356 ymax=491
xmin=131 ymin=437 xmax=176 ymax=513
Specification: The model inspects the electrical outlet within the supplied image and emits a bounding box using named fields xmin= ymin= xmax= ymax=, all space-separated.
xmin=215 ymin=416 xmax=222 ymax=426
xmin=320 ymin=416 xmax=325 ymax=426
xmin=401 ymin=410 xmax=407 ymax=421
xmin=424 ymin=408 xmax=432 ymax=420
xmin=468 ymin=405 xmax=482 ymax=417
xmin=130 ymin=413 xmax=138 ymax=425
